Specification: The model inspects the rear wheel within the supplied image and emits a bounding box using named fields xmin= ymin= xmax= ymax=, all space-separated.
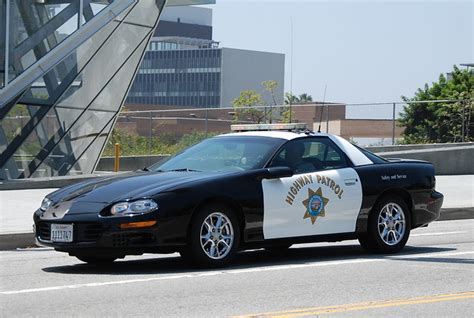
xmin=180 ymin=204 xmax=240 ymax=267
xmin=359 ymin=195 xmax=411 ymax=253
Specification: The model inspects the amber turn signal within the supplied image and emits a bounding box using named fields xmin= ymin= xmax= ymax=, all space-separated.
xmin=119 ymin=220 xmax=157 ymax=229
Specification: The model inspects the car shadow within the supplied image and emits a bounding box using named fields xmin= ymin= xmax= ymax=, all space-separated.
xmin=41 ymin=244 xmax=457 ymax=275
xmin=390 ymin=256 xmax=474 ymax=265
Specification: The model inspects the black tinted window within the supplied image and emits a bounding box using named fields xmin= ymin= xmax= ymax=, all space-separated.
xmin=357 ymin=146 xmax=388 ymax=164
xmin=269 ymin=137 xmax=348 ymax=173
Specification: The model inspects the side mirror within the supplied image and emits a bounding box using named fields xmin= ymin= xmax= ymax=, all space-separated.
xmin=265 ymin=166 xmax=294 ymax=179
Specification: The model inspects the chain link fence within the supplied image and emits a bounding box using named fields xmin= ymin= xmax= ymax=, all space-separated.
xmin=102 ymin=99 xmax=472 ymax=157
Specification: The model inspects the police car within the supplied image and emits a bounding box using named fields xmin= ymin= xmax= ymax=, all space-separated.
xmin=34 ymin=124 xmax=443 ymax=267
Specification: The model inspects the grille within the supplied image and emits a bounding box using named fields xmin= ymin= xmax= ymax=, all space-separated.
xmin=80 ymin=223 xmax=102 ymax=241
xmin=36 ymin=222 xmax=102 ymax=242
xmin=37 ymin=222 xmax=51 ymax=241
xmin=112 ymin=233 xmax=130 ymax=247
xmin=111 ymin=233 xmax=155 ymax=247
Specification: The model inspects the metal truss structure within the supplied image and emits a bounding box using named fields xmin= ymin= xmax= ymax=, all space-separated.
xmin=0 ymin=0 xmax=167 ymax=180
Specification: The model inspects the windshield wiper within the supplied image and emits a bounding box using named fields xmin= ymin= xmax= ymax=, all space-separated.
xmin=165 ymin=168 xmax=202 ymax=172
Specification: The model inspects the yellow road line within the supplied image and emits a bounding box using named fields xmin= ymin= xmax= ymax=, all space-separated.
xmin=233 ymin=291 xmax=474 ymax=318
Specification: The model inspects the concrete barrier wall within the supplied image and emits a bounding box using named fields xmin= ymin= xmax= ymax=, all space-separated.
xmin=366 ymin=142 xmax=474 ymax=153
xmin=376 ymin=145 xmax=474 ymax=175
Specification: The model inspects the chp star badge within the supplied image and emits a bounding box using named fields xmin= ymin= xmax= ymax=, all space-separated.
xmin=302 ymin=187 xmax=329 ymax=224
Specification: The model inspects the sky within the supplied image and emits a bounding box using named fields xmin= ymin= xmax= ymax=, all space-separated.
xmin=203 ymin=0 xmax=473 ymax=118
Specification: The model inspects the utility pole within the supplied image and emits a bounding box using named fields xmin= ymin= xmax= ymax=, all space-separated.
xmin=461 ymin=100 xmax=465 ymax=142
xmin=289 ymin=17 xmax=294 ymax=123
xmin=392 ymin=102 xmax=396 ymax=145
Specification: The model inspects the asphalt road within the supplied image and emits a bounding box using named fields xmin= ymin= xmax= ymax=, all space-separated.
xmin=1 ymin=219 xmax=473 ymax=318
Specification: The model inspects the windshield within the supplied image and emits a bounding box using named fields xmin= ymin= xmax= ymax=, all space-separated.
xmin=151 ymin=136 xmax=285 ymax=173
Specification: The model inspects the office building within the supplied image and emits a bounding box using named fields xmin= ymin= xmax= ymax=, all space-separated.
xmin=126 ymin=6 xmax=285 ymax=108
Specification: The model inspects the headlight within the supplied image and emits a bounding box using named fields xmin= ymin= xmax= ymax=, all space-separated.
xmin=110 ymin=199 xmax=158 ymax=216
xmin=40 ymin=198 xmax=53 ymax=211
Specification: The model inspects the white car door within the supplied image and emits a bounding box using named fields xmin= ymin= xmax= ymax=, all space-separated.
xmin=262 ymin=137 xmax=363 ymax=239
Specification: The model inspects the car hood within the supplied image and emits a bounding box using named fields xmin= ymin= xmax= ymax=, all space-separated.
xmin=47 ymin=171 xmax=219 ymax=205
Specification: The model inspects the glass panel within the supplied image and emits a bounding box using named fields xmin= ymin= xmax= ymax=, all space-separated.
xmin=11 ymin=129 xmax=44 ymax=177
xmin=82 ymin=0 xmax=114 ymax=25
xmin=76 ymin=20 xmax=119 ymax=70
xmin=2 ymin=11 xmax=151 ymax=179
xmin=108 ymin=0 xmax=134 ymax=23
xmin=0 ymin=7 xmax=123 ymax=178
xmin=71 ymin=120 xmax=113 ymax=175
xmin=6 ymin=105 xmax=83 ymax=178
xmin=17 ymin=17 xmax=121 ymax=106
xmin=90 ymin=35 xmax=150 ymax=112
xmin=54 ymin=107 xmax=86 ymax=131
xmin=19 ymin=52 xmax=79 ymax=106
xmin=57 ymin=22 xmax=151 ymax=109
xmin=123 ymin=0 xmax=164 ymax=28
xmin=0 ymin=1 xmax=5 ymax=88
xmin=31 ymin=110 xmax=115 ymax=177
xmin=8 ymin=1 xmax=80 ymax=82
xmin=0 ymin=104 xmax=41 ymax=144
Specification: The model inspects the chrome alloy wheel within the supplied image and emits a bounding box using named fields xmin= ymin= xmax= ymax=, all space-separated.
xmin=377 ymin=202 xmax=406 ymax=246
xmin=200 ymin=212 xmax=234 ymax=260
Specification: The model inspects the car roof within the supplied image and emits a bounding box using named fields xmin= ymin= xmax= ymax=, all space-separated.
xmin=217 ymin=131 xmax=373 ymax=167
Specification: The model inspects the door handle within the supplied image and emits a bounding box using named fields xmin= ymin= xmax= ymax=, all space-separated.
xmin=344 ymin=178 xmax=358 ymax=185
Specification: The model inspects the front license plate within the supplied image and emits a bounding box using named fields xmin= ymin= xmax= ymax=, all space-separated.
xmin=51 ymin=224 xmax=73 ymax=243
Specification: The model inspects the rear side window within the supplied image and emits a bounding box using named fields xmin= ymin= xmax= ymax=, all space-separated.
xmin=269 ymin=137 xmax=348 ymax=173
xmin=357 ymin=146 xmax=388 ymax=164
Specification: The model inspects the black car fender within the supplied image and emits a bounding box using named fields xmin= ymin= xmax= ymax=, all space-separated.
xmin=153 ymin=171 xmax=266 ymax=243
xmin=354 ymin=161 xmax=436 ymax=233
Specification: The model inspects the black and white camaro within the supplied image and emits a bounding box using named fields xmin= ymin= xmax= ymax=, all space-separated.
xmin=34 ymin=125 xmax=444 ymax=267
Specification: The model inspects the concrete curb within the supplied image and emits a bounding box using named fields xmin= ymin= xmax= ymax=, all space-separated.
xmin=0 ymin=232 xmax=35 ymax=251
xmin=0 ymin=208 xmax=472 ymax=251
xmin=437 ymin=207 xmax=474 ymax=221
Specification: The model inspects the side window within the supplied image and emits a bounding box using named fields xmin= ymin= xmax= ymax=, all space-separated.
xmin=269 ymin=138 xmax=348 ymax=173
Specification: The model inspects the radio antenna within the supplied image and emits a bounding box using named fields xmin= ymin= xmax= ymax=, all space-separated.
xmin=317 ymin=84 xmax=327 ymax=133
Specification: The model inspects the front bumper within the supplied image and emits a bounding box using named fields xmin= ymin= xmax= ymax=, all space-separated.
xmin=33 ymin=211 xmax=188 ymax=255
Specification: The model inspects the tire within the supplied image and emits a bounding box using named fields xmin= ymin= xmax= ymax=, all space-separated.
xmin=180 ymin=204 xmax=240 ymax=268
xmin=358 ymin=195 xmax=411 ymax=254
xmin=76 ymin=255 xmax=117 ymax=265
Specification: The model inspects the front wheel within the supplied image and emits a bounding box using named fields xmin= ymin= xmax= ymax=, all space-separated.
xmin=359 ymin=195 xmax=411 ymax=254
xmin=181 ymin=204 xmax=240 ymax=267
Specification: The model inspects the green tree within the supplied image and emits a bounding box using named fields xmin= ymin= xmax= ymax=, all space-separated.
xmin=104 ymin=130 xmax=215 ymax=157
xmin=262 ymin=80 xmax=279 ymax=123
xmin=281 ymin=92 xmax=313 ymax=123
xmin=232 ymin=90 xmax=265 ymax=123
xmin=262 ymin=80 xmax=279 ymax=105
xmin=298 ymin=93 xmax=313 ymax=102
xmin=284 ymin=92 xmax=299 ymax=105
xmin=399 ymin=65 xmax=473 ymax=143
xmin=284 ymin=92 xmax=313 ymax=104
xmin=232 ymin=81 xmax=292 ymax=124
xmin=281 ymin=93 xmax=297 ymax=123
